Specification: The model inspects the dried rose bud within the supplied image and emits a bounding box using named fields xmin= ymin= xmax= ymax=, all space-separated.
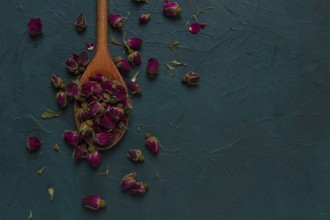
xmin=139 ymin=13 xmax=151 ymax=24
xmin=26 ymin=136 xmax=42 ymax=151
xmin=114 ymin=57 xmax=131 ymax=75
xmin=145 ymin=133 xmax=160 ymax=154
xmin=79 ymin=121 xmax=93 ymax=138
xmin=66 ymin=81 xmax=80 ymax=100
xmin=75 ymin=13 xmax=87 ymax=32
xmin=77 ymin=107 xmax=91 ymax=122
xmin=89 ymin=72 xmax=104 ymax=83
xmin=163 ymin=0 xmax=182 ymax=17
xmin=108 ymin=13 xmax=124 ymax=29
xmin=86 ymin=42 xmax=94 ymax=51
xmin=63 ymin=130 xmax=80 ymax=147
xmin=96 ymin=115 xmax=115 ymax=131
xmin=181 ymin=71 xmax=200 ymax=85
xmin=81 ymin=82 xmax=94 ymax=97
xmin=74 ymin=145 xmax=87 ymax=160
xmin=128 ymin=50 xmax=142 ymax=66
xmin=78 ymin=51 xmax=89 ymax=67
xmin=65 ymin=59 xmax=79 ymax=74
xmin=93 ymin=132 xmax=112 ymax=147
xmin=127 ymin=81 xmax=142 ymax=95
xmin=56 ymin=90 xmax=68 ymax=108
xmin=121 ymin=172 xmax=137 ymax=191
xmin=127 ymin=149 xmax=144 ymax=162
xmin=87 ymin=146 xmax=102 ymax=167
xmin=107 ymin=107 xmax=124 ymax=122
xmin=51 ymin=75 xmax=65 ymax=89
xmin=146 ymin=58 xmax=159 ymax=78
xmin=88 ymin=101 xmax=105 ymax=118
xmin=28 ymin=17 xmax=42 ymax=36
xmin=126 ymin=38 xmax=143 ymax=50
xmin=113 ymin=85 xmax=127 ymax=101
xmin=189 ymin=23 xmax=207 ymax=34
xmin=130 ymin=182 xmax=149 ymax=195
xmin=101 ymin=80 xmax=115 ymax=92
xmin=81 ymin=195 xmax=106 ymax=210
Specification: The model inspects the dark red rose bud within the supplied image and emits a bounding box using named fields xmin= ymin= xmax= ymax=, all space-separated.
xmin=28 ymin=17 xmax=43 ymax=36
xmin=75 ymin=13 xmax=87 ymax=32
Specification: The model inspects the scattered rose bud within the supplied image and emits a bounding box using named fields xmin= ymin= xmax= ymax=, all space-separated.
xmin=77 ymin=51 xmax=89 ymax=67
xmin=126 ymin=38 xmax=143 ymax=50
xmin=63 ymin=130 xmax=80 ymax=147
xmin=108 ymin=13 xmax=124 ymax=29
xmin=65 ymin=59 xmax=79 ymax=74
xmin=145 ymin=133 xmax=160 ymax=154
xmin=189 ymin=23 xmax=207 ymax=34
xmin=87 ymin=146 xmax=102 ymax=167
xmin=81 ymin=195 xmax=106 ymax=210
xmin=181 ymin=71 xmax=200 ymax=85
xmin=56 ymin=90 xmax=68 ymax=108
xmin=93 ymin=132 xmax=112 ymax=147
xmin=130 ymin=182 xmax=149 ymax=195
xmin=139 ymin=13 xmax=151 ymax=24
xmin=127 ymin=81 xmax=142 ymax=95
xmin=66 ymin=81 xmax=80 ymax=100
xmin=28 ymin=17 xmax=42 ymax=36
xmin=79 ymin=121 xmax=93 ymax=138
xmin=146 ymin=58 xmax=159 ymax=78
xmin=26 ymin=136 xmax=42 ymax=151
xmin=163 ymin=0 xmax=182 ymax=17
xmin=74 ymin=145 xmax=87 ymax=160
xmin=65 ymin=52 xmax=89 ymax=75
xmin=121 ymin=172 xmax=137 ymax=191
xmin=51 ymin=74 xmax=66 ymax=89
xmin=127 ymin=149 xmax=144 ymax=162
xmin=114 ymin=56 xmax=131 ymax=75
xmin=128 ymin=50 xmax=142 ymax=66
xmin=86 ymin=42 xmax=94 ymax=51
xmin=75 ymin=13 xmax=87 ymax=32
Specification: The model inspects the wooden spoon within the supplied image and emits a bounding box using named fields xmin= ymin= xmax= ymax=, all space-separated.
xmin=74 ymin=0 xmax=129 ymax=150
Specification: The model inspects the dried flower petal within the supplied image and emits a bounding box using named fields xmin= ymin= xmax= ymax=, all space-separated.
xmin=56 ymin=90 xmax=68 ymax=108
xmin=53 ymin=144 xmax=61 ymax=153
xmin=63 ymin=130 xmax=80 ymax=147
xmin=163 ymin=0 xmax=182 ymax=17
xmin=98 ymin=163 xmax=109 ymax=176
xmin=139 ymin=13 xmax=151 ymax=24
xmin=108 ymin=13 xmax=124 ymax=29
xmin=126 ymin=38 xmax=143 ymax=50
xmin=127 ymin=149 xmax=144 ymax=162
xmin=189 ymin=23 xmax=207 ymax=34
xmin=86 ymin=42 xmax=94 ymax=51
xmin=26 ymin=136 xmax=42 ymax=151
xmin=48 ymin=187 xmax=55 ymax=200
xmin=28 ymin=17 xmax=42 ymax=36
xmin=51 ymin=75 xmax=65 ymax=89
xmin=121 ymin=172 xmax=137 ymax=191
xmin=75 ymin=13 xmax=87 ymax=32
xmin=41 ymin=108 xmax=61 ymax=119
xmin=111 ymin=37 xmax=122 ymax=45
xmin=145 ymin=133 xmax=160 ymax=154
xmin=181 ymin=71 xmax=200 ymax=85
xmin=146 ymin=58 xmax=159 ymax=78
xmin=114 ymin=56 xmax=131 ymax=75
xmin=36 ymin=166 xmax=47 ymax=175
xmin=130 ymin=182 xmax=149 ymax=195
xmin=81 ymin=195 xmax=106 ymax=210
xmin=128 ymin=50 xmax=142 ymax=66
xmin=87 ymin=147 xmax=102 ymax=167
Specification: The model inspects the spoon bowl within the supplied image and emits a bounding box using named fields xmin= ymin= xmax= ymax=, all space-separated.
xmin=74 ymin=0 xmax=129 ymax=150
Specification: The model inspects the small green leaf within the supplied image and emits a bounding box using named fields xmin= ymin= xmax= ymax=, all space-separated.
xmin=170 ymin=60 xmax=185 ymax=66
xmin=41 ymin=109 xmax=61 ymax=119
xmin=111 ymin=37 xmax=122 ymax=46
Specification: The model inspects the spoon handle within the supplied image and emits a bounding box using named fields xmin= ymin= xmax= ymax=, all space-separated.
xmin=95 ymin=0 xmax=110 ymax=56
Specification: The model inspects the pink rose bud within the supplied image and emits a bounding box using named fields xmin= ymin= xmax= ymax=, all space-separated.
xmin=88 ymin=101 xmax=105 ymax=118
xmin=74 ymin=145 xmax=87 ymax=160
xmin=56 ymin=90 xmax=68 ymax=108
xmin=51 ymin=74 xmax=66 ymax=89
xmin=63 ymin=130 xmax=80 ymax=147
xmin=89 ymin=72 xmax=104 ymax=83
xmin=189 ymin=23 xmax=207 ymax=34
xmin=65 ymin=59 xmax=79 ymax=74
xmin=107 ymin=107 xmax=124 ymax=122
xmin=26 ymin=136 xmax=42 ymax=151
xmin=93 ymin=132 xmax=112 ymax=147
xmin=79 ymin=121 xmax=93 ymax=138
xmin=126 ymin=38 xmax=143 ymax=50
xmin=114 ymin=56 xmax=131 ymax=75
xmin=139 ymin=13 xmax=151 ymax=24
xmin=77 ymin=107 xmax=91 ymax=122
xmin=127 ymin=81 xmax=142 ymax=95
xmin=113 ymin=85 xmax=128 ymax=102
xmin=101 ymin=79 xmax=115 ymax=91
xmin=81 ymin=195 xmax=106 ymax=210
xmin=121 ymin=172 xmax=137 ymax=191
xmin=127 ymin=149 xmax=144 ymax=162
xmin=163 ymin=0 xmax=182 ymax=17
xmin=75 ymin=13 xmax=87 ymax=32
xmin=130 ymin=182 xmax=149 ymax=195
xmin=78 ymin=51 xmax=89 ymax=67
xmin=86 ymin=42 xmax=95 ymax=51
xmin=146 ymin=58 xmax=159 ymax=78
xmin=96 ymin=115 xmax=115 ymax=131
xmin=128 ymin=50 xmax=142 ymax=66
xmin=108 ymin=13 xmax=124 ymax=29
xmin=28 ymin=17 xmax=43 ymax=36
xmin=66 ymin=81 xmax=80 ymax=100
xmin=181 ymin=71 xmax=200 ymax=85
xmin=87 ymin=146 xmax=102 ymax=167
xmin=145 ymin=133 xmax=160 ymax=154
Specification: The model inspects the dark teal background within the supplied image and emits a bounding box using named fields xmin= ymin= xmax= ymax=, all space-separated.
xmin=1 ymin=0 xmax=330 ymax=219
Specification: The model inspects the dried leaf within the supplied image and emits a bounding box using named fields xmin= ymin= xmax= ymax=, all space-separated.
xmin=167 ymin=40 xmax=180 ymax=52
xmin=41 ymin=109 xmax=61 ymax=119
xmin=28 ymin=210 xmax=32 ymax=219
xmin=98 ymin=164 xmax=109 ymax=176
xmin=111 ymin=37 xmax=122 ymax=46
xmin=170 ymin=60 xmax=185 ymax=66
xmin=53 ymin=144 xmax=61 ymax=153
xmin=184 ymin=21 xmax=190 ymax=27
xmin=48 ymin=187 xmax=55 ymax=200
xmin=165 ymin=63 xmax=175 ymax=71
xmin=36 ymin=166 xmax=47 ymax=175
